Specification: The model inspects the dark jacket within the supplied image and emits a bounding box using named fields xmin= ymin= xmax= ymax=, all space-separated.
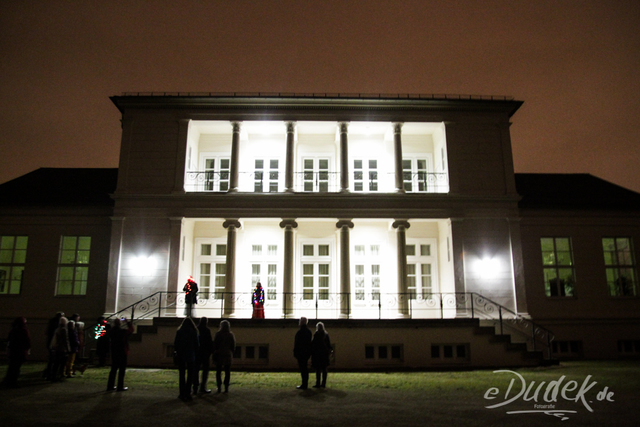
xmin=212 ymin=330 xmax=236 ymax=366
xmin=197 ymin=324 xmax=213 ymax=356
xmin=311 ymin=330 xmax=332 ymax=369
xmin=293 ymin=325 xmax=312 ymax=360
xmin=109 ymin=322 xmax=134 ymax=357
xmin=8 ymin=318 xmax=31 ymax=359
xmin=174 ymin=324 xmax=200 ymax=363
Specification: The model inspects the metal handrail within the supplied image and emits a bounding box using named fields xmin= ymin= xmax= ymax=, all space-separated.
xmin=99 ymin=290 xmax=554 ymax=359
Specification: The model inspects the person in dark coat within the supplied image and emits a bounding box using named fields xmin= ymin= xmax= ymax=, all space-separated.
xmin=193 ymin=317 xmax=213 ymax=394
xmin=293 ymin=316 xmax=312 ymax=389
xmin=183 ymin=276 xmax=198 ymax=317
xmin=65 ymin=320 xmax=79 ymax=378
xmin=95 ymin=317 xmax=110 ymax=367
xmin=43 ymin=311 xmax=64 ymax=379
xmin=311 ymin=322 xmax=332 ymax=388
xmin=174 ymin=317 xmax=199 ymax=401
xmin=212 ymin=320 xmax=236 ymax=393
xmin=107 ymin=317 xmax=134 ymax=391
xmin=2 ymin=317 xmax=31 ymax=388
xmin=49 ymin=316 xmax=70 ymax=382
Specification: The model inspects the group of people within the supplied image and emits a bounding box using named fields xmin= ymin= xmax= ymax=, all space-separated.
xmin=44 ymin=312 xmax=86 ymax=382
xmin=294 ymin=317 xmax=332 ymax=389
xmin=174 ymin=316 xmax=236 ymax=400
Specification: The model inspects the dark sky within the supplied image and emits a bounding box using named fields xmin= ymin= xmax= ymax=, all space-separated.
xmin=2 ymin=0 xmax=639 ymax=192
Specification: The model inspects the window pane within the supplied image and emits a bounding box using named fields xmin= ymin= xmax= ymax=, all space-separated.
xmin=216 ymin=245 xmax=227 ymax=256
xmin=303 ymin=245 xmax=314 ymax=256
xmin=319 ymin=245 xmax=329 ymax=256
xmin=420 ymin=245 xmax=431 ymax=256
xmin=406 ymin=245 xmax=416 ymax=256
xmin=201 ymin=244 xmax=212 ymax=256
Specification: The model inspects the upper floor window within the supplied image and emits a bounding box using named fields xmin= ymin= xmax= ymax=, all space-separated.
xmin=56 ymin=236 xmax=91 ymax=296
xmin=541 ymin=237 xmax=575 ymax=297
xmin=203 ymin=157 xmax=230 ymax=192
xmin=602 ymin=237 xmax=637 ymax=297
xmin=254 ymin=159 xmax=281 ymax=193
xmin=0 ymin=236 xmax=28 ymax=295
xmin=403 ymin=157 xmax=432 ymax=192
xmin=301 ymin=158 xmax=331 ymax=192
xmin=353 ymin=159 xmax=378 ymax=192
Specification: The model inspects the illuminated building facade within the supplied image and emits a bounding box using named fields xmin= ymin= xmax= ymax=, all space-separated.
xmin=1 ymin=94 xmax=638 ymax=368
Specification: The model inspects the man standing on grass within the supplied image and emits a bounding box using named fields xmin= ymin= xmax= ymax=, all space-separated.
xmin=293 ymin=317 xmax=312 ymax=390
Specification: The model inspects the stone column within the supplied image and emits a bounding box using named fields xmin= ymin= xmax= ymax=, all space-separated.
xmin=337 ymin=219 xmax=354 ymax=318
xmin=393 ymin=122 xmax=405 ymax=193
xmin=223 ymin=219 xmax=241 ymax=316
xmin=339 ymin=122 xmax=350 ymax=193
xmin=166 ymin=217 xmax=183 ymax=317
xmin=279 ymin=219 xmax=298 ymax=317
xmin=173 ymin=119 xmax=190 ymax=194
xmin=450 ymin=218 xmax=467 ymax=318
xmin=105 ymin=217 xmax=125 ymax=314
xmin=393 ymin=220 xmax=411 ymax=317
xmin=228 ymin=122 xmax=242 ymax=192
xmin=508 ymin=217 xmax=530 ymax=317
xmin=284 ymin=122 xmax=296 ymax=193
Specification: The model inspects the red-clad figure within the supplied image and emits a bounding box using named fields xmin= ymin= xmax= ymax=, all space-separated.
xmin=183 ymin=276 xmax=199 ymax=318
xmin=251 ymin=282 xmax=265 ymax=319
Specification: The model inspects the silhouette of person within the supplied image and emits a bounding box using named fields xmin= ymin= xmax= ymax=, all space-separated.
xmin=311 ymin=322 xmax=332 ymax=388
xmin=212 ymin=320 xmax=236 ymax=393
xmin=43 ymin=311 xmax=63 ymax=379
xmin=49 ymin=316 xmax=70 ymax=382
xmin=293 ymin=316 xmax=312 ymax=389
xmin=194 ymin=317 xmax=213 ymax=394
xmin=107 ymin=317 xmax=133 ymax=391
xmin=174 ymin=317 xmax=200 ymax=401
xmin=183 ymin=276 xmax=199 ymax=317
xmin=251 ymin=282 xmax=265 ymax=319
xmin=2 ymin=317 xmax=31 ymax=388
xmin=95 ymin=317 xmax=110 ymax=367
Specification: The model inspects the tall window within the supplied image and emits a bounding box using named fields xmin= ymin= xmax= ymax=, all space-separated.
xmin=541 ymin=237 xmax=575 ymax=297
xmin=406 ymin=241 xmax=436 ymax=299
xmin=197 ymin=242 xmax=227 ymax=298
xmin=353 ymin=244 xmax=381 ymax=302
xmin=0 ymin=236 xmax=28 ymax=295
xmin=403 ymin=158 xmax=431 ymax=192
xmin=56 ymin=236 xmax=91 ymax=296
xmin=353 ymin=159 xmax=378 ymax=192
xmin=603 ymin=237 xmax=637 ymax=296
xmin=254 ymin=159 xmax=280 ymax=193
xmin=250 ymin=244 xmax=279 ymax=300
xmin=301 ymin=243 xmax=331 ymax=300
xmin=302 ymin=158 xmax=330 ymax=192
xmin=203 ymin=157 xmax=230 ymax=191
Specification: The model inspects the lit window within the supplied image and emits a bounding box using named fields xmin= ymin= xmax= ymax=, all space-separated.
xmin=541 ymin=237 xmax=575 ymax=297
xmin=56 ymin=236 xmax=91 ymax=296
xmin=603 ymin=238 xmax=637 ymax=296
xmin=0 ymin=236 xmax=28 ymax=295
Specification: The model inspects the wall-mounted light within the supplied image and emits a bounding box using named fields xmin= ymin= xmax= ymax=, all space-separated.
xmin=131 ymin=255 xmax=157 ymax=277
xmin=476 ymin=256 xmax=500 ymax=280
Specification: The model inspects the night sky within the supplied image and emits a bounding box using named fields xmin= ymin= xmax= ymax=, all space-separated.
xmin=1 ymin=1 xmax=639 ymax=192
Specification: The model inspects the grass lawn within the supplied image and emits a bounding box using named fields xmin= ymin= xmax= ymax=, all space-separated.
xmin=5 ymin=359 xmax=639 ymax=394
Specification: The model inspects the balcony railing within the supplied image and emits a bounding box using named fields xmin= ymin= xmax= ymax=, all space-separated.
xmin=184 ymin=171 xmax=449 ymax=193
xmin=102 ymin=291 xmax=554 ymax=359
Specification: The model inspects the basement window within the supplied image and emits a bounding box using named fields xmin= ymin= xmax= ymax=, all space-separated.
xmin=551 ymin=340 xmax=583 ymax=358
xmin=364 ymin=344 xmax=403 ymax=363
xmin=617 ymin=340 xmax=640 ymax=355
xmin=234 ymin=344 xmax=269 ymax=364
xmin=431 ymin=344 xmax=469 ymax=362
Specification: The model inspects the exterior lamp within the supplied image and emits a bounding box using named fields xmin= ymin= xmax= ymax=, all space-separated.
xmin=132 ymin=255 xmax=156 ymax=277
xmin=477 ymin=256 xmax=500 ymax=280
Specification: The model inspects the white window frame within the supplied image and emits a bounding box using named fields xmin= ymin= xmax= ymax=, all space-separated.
xmin=249 ymin=243 xmax=280 ymax=302
xmin=300 ymin=156 xmax=333 ymax=192
xmin=352 ymin=244 xmax=381 ymax=305
xmin=352 ymin=159 xmax=379 ymax=192
xmin=253 ymin=158 xmax=283 ymax=193
xmin=199 ymin=153 xmax=231 ymax=192
xmin=402 ymin=155 xmax=434 ymax=193
xmin=299 ymin=240 xmax=333 ymax=300
xmin=194 ymin=238 xmax=227 ymax=299
xmin=406 ymin=238 xmax=438 ymax=300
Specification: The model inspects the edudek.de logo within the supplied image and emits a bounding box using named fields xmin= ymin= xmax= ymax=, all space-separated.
xmin=484 ymin=370 xmax=615 ymax=421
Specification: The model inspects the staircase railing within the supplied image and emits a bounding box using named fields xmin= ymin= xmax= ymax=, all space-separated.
xmin=98 ymin=290 xmax=554 ymax=359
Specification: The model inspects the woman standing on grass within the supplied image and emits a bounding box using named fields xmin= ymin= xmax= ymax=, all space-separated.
xmin=174 ymin=317 xmax=200 ymax=401
xmin=311 ymin=322 xmax=332 ymax=388
xmin=212 ymin=320 xmax=236 ymax=393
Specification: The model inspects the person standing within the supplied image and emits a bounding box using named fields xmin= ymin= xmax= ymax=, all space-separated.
xmin=43 ymin=311 xmax=64 ymax=379
xmin=174 ymin=317 xmax=199 ymax=401
xmin=183 ymin=276 xmax=199 ymax=317
xmin=64 ymin=320 xmax=79 ymax=378
xmin=107 ymin=317 xmax=134 ymax=392
xmin=2 ymin=317 xmax=31 ymax=388
xmin=194 ymin=317 xmax=213 ymax=394
xmin=311 ymin=322 xmax=332 ymax=388
xmin=95 ymin=317 xmax=110 ymax=367
xmin=251 ymin=282 xmax=265 ymax=319
xmin=293 ymin=317 xmax=312 ymax=390
xmin=49 ymin=316 xmax=70 ymax=382
xmin=212 ymin=320 xmax=236 ymax=393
